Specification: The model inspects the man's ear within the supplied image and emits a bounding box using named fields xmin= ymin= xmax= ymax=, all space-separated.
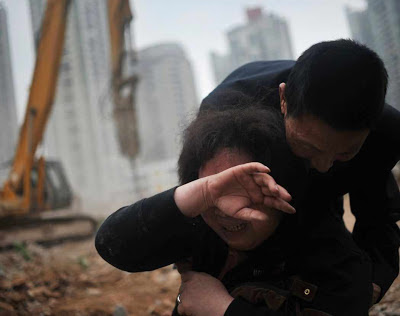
xmin=279 ymin=83 xmax=287 ymax=116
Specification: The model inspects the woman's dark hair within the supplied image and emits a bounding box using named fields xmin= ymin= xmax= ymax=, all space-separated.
xmin=285 ymin=39 xmax=388 ymax=130
xmin=178 ymin=105 xmax=284 ymax=185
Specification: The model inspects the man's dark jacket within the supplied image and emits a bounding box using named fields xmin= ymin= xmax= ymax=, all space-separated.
xmin=201 ymin=60 xmax=400 ymax=302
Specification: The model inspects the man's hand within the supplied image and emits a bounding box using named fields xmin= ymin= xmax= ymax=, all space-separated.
xmin=177 ymin=271 xmax=233 ymax=316
xmin=175 ymin=162 xmax=294 ymax=221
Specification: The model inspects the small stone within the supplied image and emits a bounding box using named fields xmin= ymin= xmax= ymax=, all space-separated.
xmin=86 ymin=287 xmax=101 ymax=296
xmin=45 ymin=290 xmax=62 ymax=298
xmin=0 ymin=301 xmax=14 ymax=312
xmin=161 ymin=298 xmax=175 ymax=308
xmin=27 ymin=285 xmax=47 ymax=298
xmin=0 ymin=279 xmax=12 ymax=289
xmin=11 ymin=276 xmax=27 ymax=288
xmin=113 ymin=305 xmax=128 ymax=316
xmin=7 ymin=291 xmax=26 ymax=302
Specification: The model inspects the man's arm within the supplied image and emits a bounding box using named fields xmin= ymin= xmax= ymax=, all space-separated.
xmin=350 ymin=172 xmax=400 ymax=300
xmin=349 ymin=103 xmax=400 ymax=300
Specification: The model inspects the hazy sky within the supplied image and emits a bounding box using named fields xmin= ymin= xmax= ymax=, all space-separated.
xmin=2 ymin=0 xmax=366 ymax=120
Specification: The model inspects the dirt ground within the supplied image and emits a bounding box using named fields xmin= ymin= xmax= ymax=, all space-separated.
xmin=0 ymin=200 xmax=399 ymax=315
xmin=0 ymin=238 xmax=399 ymax=316
xmin=0 ymin=239 xmax=181 ymax=315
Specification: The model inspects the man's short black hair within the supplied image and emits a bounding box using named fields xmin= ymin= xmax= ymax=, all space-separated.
xmin=178 ymin=106 xmax=284 ymax=185
xmin=285 ymin=39 xmax=388 ymax=130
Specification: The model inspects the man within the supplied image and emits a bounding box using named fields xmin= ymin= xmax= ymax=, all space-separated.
xmin=178 ymin=39 xmax=400 ymax=315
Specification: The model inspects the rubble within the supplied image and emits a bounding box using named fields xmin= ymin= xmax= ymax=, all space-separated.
xmin=0 ymin=239 xmax=180 ymax=315
xmin=0 ymin=238 xmax=398 ymax=315
xmin=370 ymin=278 xmax=400 ymax=316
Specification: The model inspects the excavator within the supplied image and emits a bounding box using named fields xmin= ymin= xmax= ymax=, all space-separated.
xmin=0 ymin=0 xmax=138 ymax=249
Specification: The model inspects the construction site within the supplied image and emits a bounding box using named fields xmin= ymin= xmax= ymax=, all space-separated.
xmin=0 ymin=201 xmax=399 ymax=315
xmin=0 ymin=0 xmax=400 ymax=315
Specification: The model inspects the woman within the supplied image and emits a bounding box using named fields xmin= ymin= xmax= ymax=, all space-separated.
xmin=95 ymin=106 xmax=331 ymax=315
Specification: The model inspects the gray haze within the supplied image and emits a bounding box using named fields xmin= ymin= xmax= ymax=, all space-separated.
xmin=2 ymin=0 xmax=365 ymax=120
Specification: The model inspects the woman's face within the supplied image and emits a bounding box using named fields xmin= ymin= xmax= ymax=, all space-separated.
xmin=199 ymin=148 xmax=283 ymax=251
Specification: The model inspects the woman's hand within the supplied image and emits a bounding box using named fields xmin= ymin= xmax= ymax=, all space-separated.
xmin=175 ymin=162 xmax=295 ymax=221
xmin=177 ymin=271 xmax=233 ymax=316
xmin=207 ymin=162 xmax=295 ymax=220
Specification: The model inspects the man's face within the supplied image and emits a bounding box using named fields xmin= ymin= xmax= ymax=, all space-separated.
xmin=199 ymin=148 xmax=282 ymax=251
xmin=279 ymin=83 xmax=369 ymax=173
xmin=284 ymin=115 xmax=369 ymax=173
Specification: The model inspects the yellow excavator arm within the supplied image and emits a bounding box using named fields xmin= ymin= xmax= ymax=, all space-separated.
xmin=108 ymin=0 xmax=139 ymax=159
xmin=0 ymin=0 xmax=71 ymax=216
xmin=0 ymin=0 xmax=138 ymax=218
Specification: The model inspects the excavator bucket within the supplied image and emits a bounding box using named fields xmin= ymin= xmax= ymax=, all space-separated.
xmin=108 ymin=0 xmax=139 ymax=159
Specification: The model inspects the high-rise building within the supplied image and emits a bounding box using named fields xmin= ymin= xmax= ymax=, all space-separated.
xmin=211 ymin=7 xmax=294 ymax=84
xmin=134 ymin=42 xmax=198 ymax=197
xmin=29 ymin=0 xmax=134 ymax=212
xmin=345 ymin=7 xmax=375 ymax=48
xmin=136 ymin=42 xmax=198 ymax=163
xmin=346 ymin=1 xmax=400 ymax=111
xmin=0 ymin=3 xmax=17 ymax=169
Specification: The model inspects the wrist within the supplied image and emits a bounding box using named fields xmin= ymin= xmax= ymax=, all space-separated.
xmin=174 ymin=178 xmax=210 ymax=217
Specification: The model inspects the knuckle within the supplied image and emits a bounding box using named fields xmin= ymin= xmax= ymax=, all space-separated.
xmin=273 ymin=199 xmax=281 ymax=209
xmin=267 ymin=181 xmax=276 ymax=189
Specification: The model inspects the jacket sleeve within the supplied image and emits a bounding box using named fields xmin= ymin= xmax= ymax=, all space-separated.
xmin=349 ymin=104 xmax=400 ymax=299
xmin=95 ymin=187 xmax=201 ymax=272
xmin=200 ymin=61 xmax=294 ymax=112
xmin=350 ymin=172 xmax=400 ymax=300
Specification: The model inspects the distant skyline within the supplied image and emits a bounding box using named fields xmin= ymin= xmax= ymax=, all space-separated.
xmin=2 ymin=0 xmax=365 ymax=120
xmin=210 ymin=7 xmax=294 ymax=84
